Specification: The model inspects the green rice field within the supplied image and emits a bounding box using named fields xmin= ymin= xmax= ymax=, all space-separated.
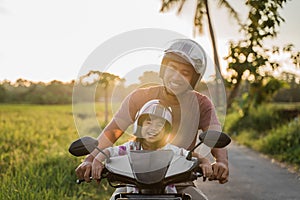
xmin=0 ymin=104 xmax=117 ymax=200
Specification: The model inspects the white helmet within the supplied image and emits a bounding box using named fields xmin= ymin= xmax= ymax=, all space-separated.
xmin=133 ymin=99 xmax=172 ymax=137
xmin=160 ymin=39 xmax=207 ymax=88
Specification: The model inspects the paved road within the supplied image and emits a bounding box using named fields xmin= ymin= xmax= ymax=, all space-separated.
xmin=196 ymin=143 xmax=300 ymax=200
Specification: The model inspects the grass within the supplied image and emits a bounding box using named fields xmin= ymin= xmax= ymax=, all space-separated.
xmin=0 ymin=104 xmax=118 ymax=200
xmin=224 ymin=102 xmax=300 ymax=169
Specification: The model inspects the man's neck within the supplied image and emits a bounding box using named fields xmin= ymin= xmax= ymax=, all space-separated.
xmin=162 ymin=87 xmax=189 ymax=105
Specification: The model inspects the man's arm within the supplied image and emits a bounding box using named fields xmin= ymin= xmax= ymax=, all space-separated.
xmin=75 ymin=90 xmax=138 ymax=182
xmin=82 ymin=120 xmax=124 ymax=162
xmin=75 ymin=120 xmax=124 ymax=182
xmin=204 ymin=124 xmax=229 ymax=184
xmin=210 ymin=147 xmax=229 ymax=184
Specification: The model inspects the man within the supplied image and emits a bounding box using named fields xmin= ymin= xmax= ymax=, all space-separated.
xmin=76 ymin=39 xmax=229 ymax=198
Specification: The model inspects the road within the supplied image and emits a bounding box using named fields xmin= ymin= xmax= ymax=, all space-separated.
xmin=196 ymin=143 xmax=300 ymax=200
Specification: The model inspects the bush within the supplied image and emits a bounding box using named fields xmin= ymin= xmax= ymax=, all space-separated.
xmin=226 ymin=104 xmax=276 ymax=135
xmin=225 ymin=103 xmax=300 ymax=167
xmin=257 ymin=118 xmax=300 ymax=165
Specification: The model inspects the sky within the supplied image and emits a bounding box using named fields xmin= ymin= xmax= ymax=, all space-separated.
xmin=0 ymin=0 xmax=300 ymax=83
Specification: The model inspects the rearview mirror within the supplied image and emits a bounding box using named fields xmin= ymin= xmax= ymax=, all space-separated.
xmin=199 ymin=130 xmax=231 ymax=148
xmin=186 ymin=130 xmax=231 ymax=160
xmin=68 ymin=136 xmax=98 ymax=157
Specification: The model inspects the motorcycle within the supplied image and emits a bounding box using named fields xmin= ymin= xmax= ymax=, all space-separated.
xmin=69 ymin=130 xmax=231 ymax=200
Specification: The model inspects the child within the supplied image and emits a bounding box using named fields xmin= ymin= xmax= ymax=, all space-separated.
xmin=91 ymin=99 xmax=212 ymax=193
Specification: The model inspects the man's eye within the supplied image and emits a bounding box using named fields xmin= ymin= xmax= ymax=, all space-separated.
xmin=167 ymin=65 xmax=177 ymax=70
xmin=181 ymin=71 xmax=191 ymax=76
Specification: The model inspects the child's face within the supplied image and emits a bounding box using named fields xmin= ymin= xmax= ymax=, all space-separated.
xmin=141 ymin=116 xmax=167 ymax=144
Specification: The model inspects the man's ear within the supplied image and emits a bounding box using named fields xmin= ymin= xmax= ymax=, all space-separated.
xmin=191 ymin=73 xmax=201 ymax=89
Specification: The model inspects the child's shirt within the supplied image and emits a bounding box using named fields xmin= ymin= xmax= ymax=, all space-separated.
xmin=107 ymin=141 xmax=189 ymax=157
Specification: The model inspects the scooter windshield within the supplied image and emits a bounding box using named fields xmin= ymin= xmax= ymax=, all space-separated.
xmin=128 ymin=150 xmax=174 ymax=184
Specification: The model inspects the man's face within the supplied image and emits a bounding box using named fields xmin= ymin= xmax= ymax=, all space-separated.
xmin=162 ymin=60 xmax=195 ymax=95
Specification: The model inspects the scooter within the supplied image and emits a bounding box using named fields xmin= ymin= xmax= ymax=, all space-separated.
xmin=69 ymin=131 xmax=231 ymax=200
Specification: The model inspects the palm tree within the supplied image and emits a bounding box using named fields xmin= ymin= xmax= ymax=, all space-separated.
xmin=160 ymin=0 xmax=241 ymax=107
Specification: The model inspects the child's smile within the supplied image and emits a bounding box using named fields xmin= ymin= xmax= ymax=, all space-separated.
xmin=141 ymin=116 xmax=166 ymax=143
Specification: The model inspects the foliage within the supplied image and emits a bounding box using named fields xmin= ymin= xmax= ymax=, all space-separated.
xmin=225 ymin=0 xmax=300 ymax=111
xmin=274 ymin=87 xmax=300 ymax=102
xmin=138 ymin=71 xmax=162 ymax=86
xmin=257 ymin=118 xmax=300 ymax=165
xmin=226 ymin=104 xmax=282 ymax=134
xmin=78 ymin=71 xmax=123 ymax=123
xmin=0 ymin=104 xmax=114 ymax=199
xmin=273 ymin=71 xmax=300 ymax=102
xmin=240 ymin=77 xmax=288 ymax=113
xmin=160 ymin=0 xmax=241 ymax=35
xmin=0 ymin=85 xmax=5 ymax=102
xmin=225 ymin=103 xmax=300 ymax=167
xmin=0 ymin=79 xmax=74 ymax=104
xmin=0 ymin=70 xmax=163 ymax=105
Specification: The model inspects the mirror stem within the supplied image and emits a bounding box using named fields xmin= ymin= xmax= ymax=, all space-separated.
xmin=95 ymin=147 xmax=111 ymax=163
xmin=186 ymin=141 xmax=203 ymax=160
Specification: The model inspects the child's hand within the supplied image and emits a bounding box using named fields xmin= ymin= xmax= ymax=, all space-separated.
xmin=199 ymin=161 xmax=213 ymax=181
xmin=92 ymin=155 xmax=104 ymax=181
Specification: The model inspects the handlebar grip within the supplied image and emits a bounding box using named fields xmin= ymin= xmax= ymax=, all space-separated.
xmin=76 ymin=177 xmax=92 ymax=184
xmin=195 ymin=166 xmax=203 ymax=175
xmin=195 ymin=168 xmax=208 ymax=182
xmin=195 ymin=171 xmax=203 ymax=177
xmin=76 ymin=179 xmax=84 ymax=184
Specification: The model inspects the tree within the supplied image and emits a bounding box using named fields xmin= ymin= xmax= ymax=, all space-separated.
xmin=80 ymin=71 xmax=122 ymax=124
xmin=224 ymin=0 xmax=296 ymax=111
xmin=0 ymin=85 xmax=6 ymax=102
xmin=160 ymin=0 xmax=241 ymax=107
xmin=138 ymin=71 xmax=162 ymax=87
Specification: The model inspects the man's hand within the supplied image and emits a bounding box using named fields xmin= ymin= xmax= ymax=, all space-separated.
xmin=199 ymin=162 xmax=213 ymax=181
xmin=209 ymin=162 xmax=229 ymax=184
xmin=75 ymin=161 xmax=92 ymax=182
xmin=92 ymin=156 xmax=105 ymax=181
